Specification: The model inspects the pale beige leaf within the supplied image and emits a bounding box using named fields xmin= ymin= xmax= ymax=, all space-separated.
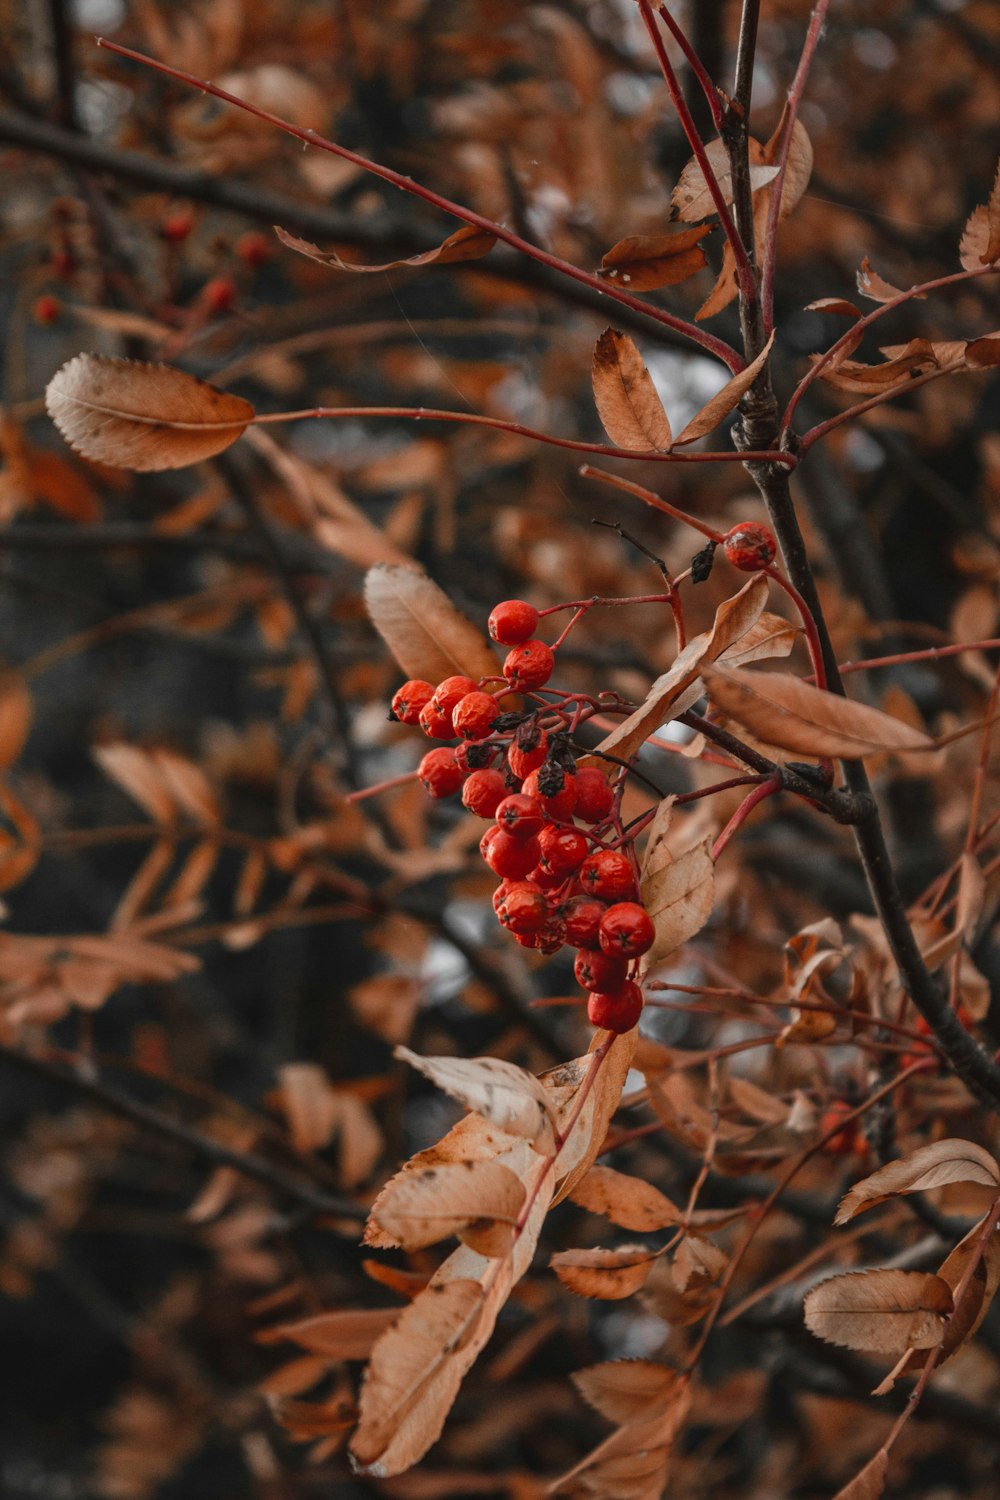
xmin=593 ymin=575 xmax=769 ymax=765
xmin=544 ymin=1028 xmax=638 ymax=1203
xmin=985 ymin=161 xmax=1000 ymax=264
xmin=551 ymin=1244 xmax=660 ymax=1299
xmin=275 ymin=223 xmax=497 ymax=274
xmin=835 ymin=1138 xmax=1000 ymax=1224
xmin=770 ymin=117 xmax=813 ymax=218
xmin=46 ymin=355 xmax=254 ymax=471
xmin=960 ymin=162 xmax=1000 ymax=268
xmin=641 ymin=838 xmax=715 ymax=968
xmin=856 ymin=257 xmax=917 ymax=303
xmin=93 ymin=743 xmax=177 ymax=824
xmin=0 ymin=672 xmax=32 ymax=771
xmin=672 ymin=1234 xmax=728 ymax=1293
xmin=278 ymin=1062 xmax=342 ymax=1153
xmin=673 ymin=333 xmax=775 ymax=446
xmin=957 ymin=853 xmax=987 ymax=943
xmin=832 ymin=1451 xmax=887 ymax=1500
xmin=702 ymin=663 xmax=934 ymax=759
xmin=671 ymin=137 xmax=779 ymax=222
xmin=364 ymin=565 xmax=498 ymax=685
xmin=597 ymin=229 xmax=710 ymax=291
xmin=569 ymin=1165 xmax=683 ymax=1231
xmin=552 ymin=1389 xmax=689 ymax=1497
xmin=370 ymin=1159 xmax=525 ymax=1252
xmin=718 ymin=610 xmax=798 ymax=667
xmin=257 ymin=1307 xmax=398 ymax=1360
xmin=571 ymin=1360 xmax=680 ymax=1425
xmin=394 ymin=1046 xmax=557 ymax=1153
xmin=803 ymin=1269 xmax=952 ymax=1353
xmin=592 ymin=329 xmax=672 ymax=452
xmin=150 ymin=747 xmax=219 ymax=824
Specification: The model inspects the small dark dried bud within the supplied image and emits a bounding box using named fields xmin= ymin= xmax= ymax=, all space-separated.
xmin=493 ymin=710 xmax=526 ymax=734
xmin=537 ymin=761 xmax=565 ymax=797
xmin=691 ymin=541 xmax=717 ymax=584
xmin=514 ymin=718 xmax=542 ymax=752
xmin=465 ymin=743 xmax=494 ymax=769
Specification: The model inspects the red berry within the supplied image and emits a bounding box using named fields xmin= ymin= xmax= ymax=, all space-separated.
xmin=495 ymin=794 xmax=544 ymax=842
xmin=493 ymin=879 xmax=513 ymax=912
xmin=574 ymin=949 xmax=629 ymax=993
xmin=579 ymin=850 xmax=635 ymax=902
xmin=481 ymin=826 xmax=541 ymax=880
xmin=50 ymin=247 xmax=75 ymax=279
xmin=32 ymin=295 xmax=61 ymax=325
xmin=418 ymin=699 xmax=455 ymax=739
xmin=507 ymin=729 xmax=548 ymax=780
xmin=562 ymin=897 xmax=607 ymax=950
xmin=159 ymin=207 xmax=194 ymax=244
xmin=452 ymin=691 xmax=499 ymax=741
xmin=489 ymin=599 xmax=539 ymax=645
xmin=573 ymin=768 xmax=614 ymax=824
xmin=522 ymin=767 xmax=577 ymax=821
xmin=819 ymin=1100 xmax=864 ymax=1156
xmin=534 ymin=912 xmax=567 ymax=954
xmin=527 ymin=861 xmax=563 ymax=891
xmin=587 ymin=982 xmax=644 ymax=1034
xmin=392 ymin=679 xmax=435 ymax=726
xmin=236 ymin=230 xmax=273 ymax=268
xmin=503 ymin=640 xmax=554 ymax=692
xmin=598 ymin=902 xmax=656 ymax=959
xmin=417 ymin=747 xmax=466 ymax=798
xmin=495 ymin=881 xmax=547 ymax=935
xmin=462 ymin=768 xmax=507 ymax=818
xmin=432 ymin=676 xmax=479 ymax=718
xmin=200 ymin=275 xmax=237 ymax=315
xmin=537 ymin=824 xmax=589 ymax=877
xmin=722 ymin=521 xmax=776 ymax=573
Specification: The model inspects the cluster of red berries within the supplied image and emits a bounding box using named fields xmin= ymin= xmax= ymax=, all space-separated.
xmin=389 ymin=599 xmax=656 ymax=1034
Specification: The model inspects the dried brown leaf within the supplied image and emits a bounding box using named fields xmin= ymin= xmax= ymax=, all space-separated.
xmin=275 ymin=223 xmax=497 ymax=274
xmin=832 ymin=1451 xmax=888 ymax=1500
xmin=569 ymin=1165 xmax=683 ymax=1231
xmin=550 ymin=1244 xmax=660 ymax=1300
xmin=571 ymin=1361 xmax=680 ymax=1425
xmin=592 ymin=329 xmax=672 ymax=452
xmin=803 ymin=1269 xmax=952 ymax=1353
xmin=671 ymin=138 xmax=779 ymax=222
xmin=835 ymin=1138 xmax=1000 ymax=1224
xmin=702 ymin=663 xmax=935 ymax=759
xmin=597 ymin=228 xmax=711 ymax=291
xmin=673 ymin=333 xmax=775 ymax=446
xmin=394 ymin=1047 xmax=557 ymax=1153
xmin=641 ymin=838 xmax=715 ymax=968
xmin=369 ymin=1159 xmax=525 ymax=1252
xmin=46 ymin=355 xmax=254 ymax=471
xmin=856 ymin=257 xmax=919 ymax=304
xmin=0 ymin=672 xmax=31 ymax=771
xmin=258 ymin=1308 xmax=398 ymax=1360
xmin=364 ymin=565 xmax=498 ymax=686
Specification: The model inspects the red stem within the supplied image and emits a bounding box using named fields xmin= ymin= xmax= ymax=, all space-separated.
xmin=764 ymin=566 xmax=826 ymax=689
xmin=710 ymin=773 xmax=781 ymax=860
xmin=578 ymin=464 xmax=729 ymax=537
xmin=637 ymin=0 xmax=757 ymax=305
xmin=96 ymin=38 xmax=746 ymax=373
xmin=798 ymin=359 xmax=966 ymax=452
xmin=657 ymin=7 xmax=724 ymax=132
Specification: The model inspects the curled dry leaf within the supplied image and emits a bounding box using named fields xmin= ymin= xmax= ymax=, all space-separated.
xmin=959 ymin=161 xmax=1000 ymax=269
xmin=368 ymin=1159 xmax=525 ymax=1253
xmin=701 ymin=663 xmax=935 ymax=759
xmin=550 ymin=1244 xmax=661 ymax=1300
xmin=641 ymin=838 xmax=715 ymax=969
xmin=671 ymin=137 xmax=779 ymax=222
xmin=274 ymin=222 xmax=497 ymax=274
xmin=568 ymin=1164 xmax=683 ymax=1231
xmin=856 ymin=257 xmax=922 ymax=304
xmin=835 ymin=1138 xmax=1000 ymax=1225
xmin=597 ymin=227 xmax=711 ymax=291
xmin=0 ymin=672 xmax=31 ymax=771
xmin=572 ymin=1360 xmax=680 ymax=1425
xmin=46 ymin=355 xmax=254 ymax=472
xmin=832 ymin=1451 xmax=888 ymax=1500
xmin=394 ymin=1046 xmax=558 ymax=1154
xmin=805 ymin=296 xmax=862 ymax=318
xmin=257 ymin=1308 xmax=399 ymax=1361
xmin=591 ymin=329 xmax=672 ymax=452
xmin=364 ymin=564 xmax=498 ymax=685
xmin=672 ymin=333 xmax=775 ymax=446
xmin=803 ymin=1268 xmax=952 ymax=1354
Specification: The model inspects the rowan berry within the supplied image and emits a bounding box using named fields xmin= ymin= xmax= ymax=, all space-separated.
xmin=159 ymin=207 xmax=194 ymax=243
xmin=495 ymin=794 xmax=544 ymax=842
xmin=495 ymin=881 xmax=548 ymax=936
xmin=574 ymin=948 xmax=629 ymax=993
xmin=562 ymin=897 xmax=606 ymax=950
xmin=200 ymin=275 xmax=237 ymax=315
xmin=722 ymin=521 xmax=776 ymax=572
xmin=819 ymin=1100 xmax=864 ymax=1156
xmin=492 ymin=879 xmax=513 ymax=913
xmin=522 ymin=766 xmax=577 ymax=821
xmin=598 ymin=902 xmax=656 ymax=959
xmin=235 ymin=230 xmax=273 ymax=268
xmin=507 ymin=728 xmax=548 ymax=780
xmin=432 ymin=675 xmax=479 ymax=718
xmin=417 ymin=747 xmax=466 ymax=798
xmin=418 ymin=699 xmax=455 ymax=740
xmin=537 ymin=824 xmax=589 ymax=877
xmin=534 ymin=913 xmax=567 ymax=954
xmin=452 ymin=691 xmax=499 ymax=741
xmin=481 ymin=826 xmax=541 ymax=880
xmin=391 ymin=679 xmax=435 ymax=725
xmin=488 ymin=599 xmax=539 ymax=645
xmin=587 ymin=981 xmax=644 ymax=1034
xmin=503 ymin=640 xmax=555 ymax=692
xmin=527 ymin=861 xmax=563 ymax=891
xmin=573 ymin=768 xmax=614 ymax=824
xmin=579 ymin=850 xmax=636 ymax=902
xmin=462 ymin=768 xmax=507 ymax=818
xmin=32 ymin=295 xmax=61 ymax=325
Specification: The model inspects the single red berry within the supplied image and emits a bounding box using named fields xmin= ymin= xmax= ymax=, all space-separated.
xmin=722 ymin=521 xmax=776 ymax=572
xmin=235 ymin=230 xmax=273 ymax=268
xmin=537 ymin=824 xmax=589 ymax=877
xmin=462 ymin=768 xmax=507 ymax=818
xmin=598 ymin=902 xmax=656 ymax=959
xmin=432 ymin=675 xmax=479 ymax=718
xmin=819 ymin=1100 xmax=864 ymax=1156
xmin=507 ymin=729 xmax=549 ymax=780
xmin=481 ymin=826 xmax=541 ymax=880
xmin=562 ymin=897 xmax=607 ymax=950
xmin=159 ymin=207 xmax=194 ymax=244
xmin=418 ymin=747 xmax=466 ymax=798
xmin=418 ymin=699 xmax=455 ymax=740
xmin=573 ymin=768 xmax=614 ymax=824
xmin=587 ymin=981 xmax=644 ymax=1034
xmin=200 ymin=275 xmax=237 ymax=315
xmin=495 ymin=793 xmax=544 ymax=842
xmin=488 ymin=599 xmax=540 ymax=645
xmin=503 ymin=640 xmax=555 ymax=692
xmin=32 ymin=295 xmax=61 ymax=325
xmin=392 ymin=679 xmax=435 ymax=726
xmin=574 ymin=948 xmax=629 ymax=993
xmin=50 ymin=247 xmax=75 ymax=279
xmin=579 ymin=850 xmax=636 ymax=902
xmin=452 ymin=691 xmax=499 ymax=741
xmin=495 ymin=881 xmax=548 ymax=936
xmin=493 ymin=879 xmax=513 ymax=913
xmin=522 ymin=767 xmax=577 ymax=821
xmin=534 ymin=912 xmax=567 ymax=955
